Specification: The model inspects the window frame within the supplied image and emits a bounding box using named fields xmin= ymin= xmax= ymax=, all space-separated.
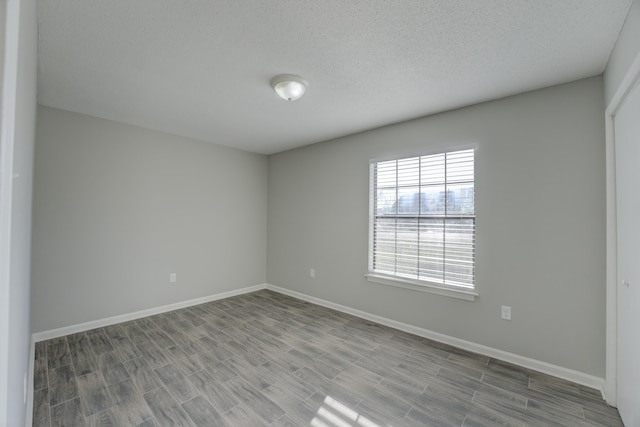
xmin=366 ymin=147 xmax=478 ymax=301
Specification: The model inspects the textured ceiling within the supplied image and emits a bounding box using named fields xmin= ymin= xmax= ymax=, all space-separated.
xmin=37 ymin=0 xmax=633 ymax=154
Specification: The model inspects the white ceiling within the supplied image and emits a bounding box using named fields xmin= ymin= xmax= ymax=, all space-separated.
xmin=37 ymin=0 xmax=633 ymax=155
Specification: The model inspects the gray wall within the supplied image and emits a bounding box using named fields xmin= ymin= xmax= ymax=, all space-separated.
xmin=0 ymin=1 xmax=4 ymax=106
xmin=267 ymin=77 xmax=606 ymax=377
xmin=0 ymin=0 xmax=37 ymax=425
xmin=32 ymin=106 xmax=268 ymax=332
xmin=605 ymin=0 xmax=640 ymax=105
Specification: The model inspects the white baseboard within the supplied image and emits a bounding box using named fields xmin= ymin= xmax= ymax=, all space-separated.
xmin=32 ymin=284 xmax=267 ymax=342
xmin=265 ymin=283 xmax=606 ymax=397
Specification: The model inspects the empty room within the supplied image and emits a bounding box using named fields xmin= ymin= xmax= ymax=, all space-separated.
xmin=2 ymin=0 xmax=640 ymax=426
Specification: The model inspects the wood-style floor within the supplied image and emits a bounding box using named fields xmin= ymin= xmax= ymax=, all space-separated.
xmin=32 ymin=290 xmax=623 ymax=426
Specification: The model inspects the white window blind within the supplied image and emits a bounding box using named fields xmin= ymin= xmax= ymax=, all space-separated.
xmin=369 ymin=149 xmax=475 ymax=289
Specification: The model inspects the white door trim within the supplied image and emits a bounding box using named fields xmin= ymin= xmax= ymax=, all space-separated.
xmin=605 ymin=50 xmax=640 ymax=406
xmin=0 ymin=0 xmax=22 ymax=424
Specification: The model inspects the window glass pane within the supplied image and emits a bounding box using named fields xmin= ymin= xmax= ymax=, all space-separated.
xmin=397 ymin=157 xmax=420 ymax=187
xmin=444 ymin=219 xmax=475 ymax=287
xmin=373 ymin=217 xmax=396 ymax=274
xmin=417 ymin=219 xmax=444 ymax=282
xmin=376 ymin=160 xmax=397 ymax=189
xmin=420 ymin=186 xmax=446 ymax=215
xmin=395 ymin=187 xmax=421 ymax=215
xmin=376 ymin=188 xmax=397 ymax=215
xmin=395 ymin=218 xmax=418 ymax=277
xmin=420 ymin=153 xmax=445 ymax=186
xmin=445 ymin=183 xmax=475 ymax=215
xmin=446 ymin=149 xmax=475 ymax=183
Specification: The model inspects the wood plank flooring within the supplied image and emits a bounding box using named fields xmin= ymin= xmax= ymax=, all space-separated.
xmin=32 ymin=290 xmax=623 ymax=426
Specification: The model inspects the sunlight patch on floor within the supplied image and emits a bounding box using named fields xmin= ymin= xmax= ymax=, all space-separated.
xmin=311 ymin=395 xmax=381 ymax=427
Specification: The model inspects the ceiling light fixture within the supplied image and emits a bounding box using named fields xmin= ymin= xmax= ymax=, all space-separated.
xmin=271 ymin=74 xmax=308 ymax=101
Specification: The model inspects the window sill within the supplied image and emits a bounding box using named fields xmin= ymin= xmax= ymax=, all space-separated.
xmin=365 ymin=273 xmax=478 ymax=301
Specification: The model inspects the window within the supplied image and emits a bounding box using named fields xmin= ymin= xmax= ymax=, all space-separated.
xmin=368 ymin=148 xmax=476 ymax=298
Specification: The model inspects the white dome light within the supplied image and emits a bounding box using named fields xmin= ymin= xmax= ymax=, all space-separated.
xmin=271 ymin=74 xmax=308 ymax=101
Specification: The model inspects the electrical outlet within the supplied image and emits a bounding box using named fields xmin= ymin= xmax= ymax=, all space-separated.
xmin=310 ymin=268 xmax=315 ymax=278
xmin=169 ymin=273 xmax=177 ymax=283
xmin=501 ymin=305 xmax=512 ymax=320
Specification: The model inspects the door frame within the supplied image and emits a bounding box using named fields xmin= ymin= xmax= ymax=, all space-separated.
xmin=605 ymin=50 xmax=640 ymax=406
xmin=0 ymin=0 xmax=22 ymax=423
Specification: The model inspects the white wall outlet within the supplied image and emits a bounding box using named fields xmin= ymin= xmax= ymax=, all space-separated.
xmin=169 ymin=273 xmax=177 ymax=283
xmin=310 ymin=268 xmax=315 ymax=278
xmin=501 ymin=305 xmax=512 ymax=320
